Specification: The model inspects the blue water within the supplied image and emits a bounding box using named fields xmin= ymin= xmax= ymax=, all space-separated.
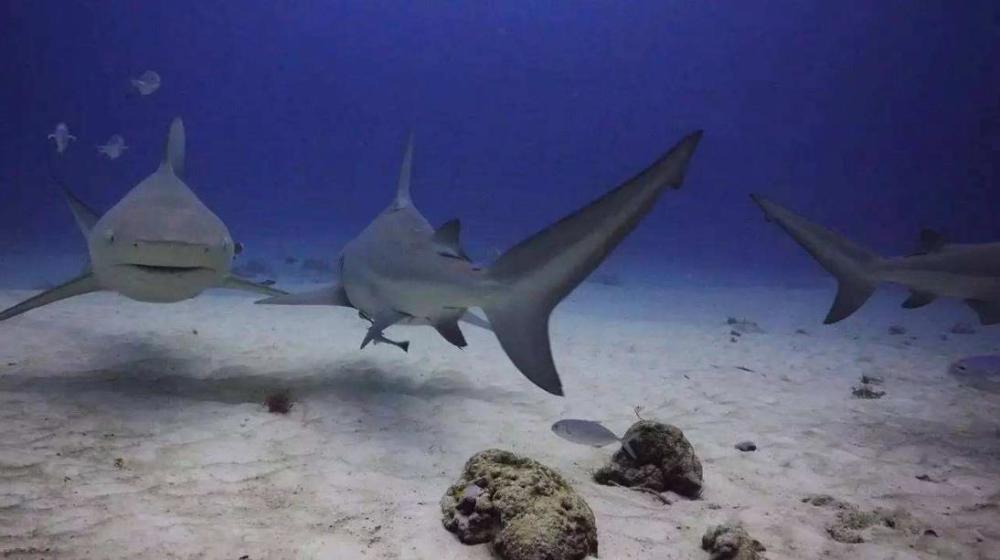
xmin=1 ymin=1 xmax=997 ymax=290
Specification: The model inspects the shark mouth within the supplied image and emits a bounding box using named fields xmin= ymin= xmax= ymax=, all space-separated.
xmin=123 ymin=264 xmax=213 ymax=275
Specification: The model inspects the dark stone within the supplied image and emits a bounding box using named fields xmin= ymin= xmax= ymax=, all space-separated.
xmin=888 ymin=325 xmax=906 ymax=335
xmin=441 ymin=449 xmax=597 ymax=560
xmin=265 ymin=391 xmax=292 ymax=414
xmin=852 ymin=384 xmax=886 ymax=399
xmin=735 ymin=441 xmax=757 ymax=452
xmin=593 ymin=420 xmax=703 ymax=499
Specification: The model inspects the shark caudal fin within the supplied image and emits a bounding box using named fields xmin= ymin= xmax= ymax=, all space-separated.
xmin=482 ymin=131 xmax=703 ymax=396
xmin=751 ymin=195 xmax=881 ymax=324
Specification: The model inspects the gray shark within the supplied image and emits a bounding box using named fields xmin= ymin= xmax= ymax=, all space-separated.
xmin=259 ymin=130 xmax=703 ymax=395
xmin=751 ymin=194 xmax=1000 ymax=325
xmin=0 ymin=118 xmax=284 ymax=321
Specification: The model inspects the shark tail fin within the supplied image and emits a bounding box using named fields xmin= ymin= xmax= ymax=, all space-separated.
xmin=750 ymin=194 xmax=881 ymax=324
xmin=481 ymin=131 xmax=704 ymax=396
xmin=162 ymin=117 xmax=185 ymax=176
xmin=391 ymin=133 xmax=414 ymax=210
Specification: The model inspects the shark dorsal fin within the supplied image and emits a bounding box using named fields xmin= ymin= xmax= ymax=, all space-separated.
xmin=60 ymin=186 xmax=99 ymax=237
xmin=392 ymin=133 xmax=414 ymax=210
xmin=917 ymin=228 xmax=945 ymax=254
xmin=161 ymin=117 xmax=186 ymax=176
xmin=432 ymin=219 xmax=470 ymax=261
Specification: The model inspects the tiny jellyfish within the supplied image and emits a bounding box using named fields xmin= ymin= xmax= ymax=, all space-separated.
xmin=130 ymin=70 xmax=161 ymax=96
xmin=97 ymin=134 xmax=128 ymax=160
xmin=48 ymin=122 xmax=76 ymax=154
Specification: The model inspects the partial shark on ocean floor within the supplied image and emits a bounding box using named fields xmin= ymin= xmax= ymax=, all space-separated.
xmin=0 ymin=118 xmax=284 ymax=321
xmin=751 ymin=194 xmax=1000 ymax=325
xmin=259 ymin=130 xmax=703 ymax=395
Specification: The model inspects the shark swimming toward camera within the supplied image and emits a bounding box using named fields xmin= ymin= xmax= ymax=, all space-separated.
xmin=259 ymin=130 xmax=703 ymax=395
xmin=0 ymin=117 xmax=284 ymax=321
xmin=751 ymin=194 xmax=1000 ymax=325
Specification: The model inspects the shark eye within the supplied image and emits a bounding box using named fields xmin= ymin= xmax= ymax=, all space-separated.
xmin=103 ymin=229 xmax=115 ymax=244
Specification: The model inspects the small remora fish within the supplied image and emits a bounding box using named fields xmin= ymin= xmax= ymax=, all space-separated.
xmin=551 ymin=419 xmax=637 ymax=458
xmin=97 ymin=134 xmax=128 ymax=160
xmin=131 ymin=70 xmax=161 ymax=96
xmin=48 ymin=122 xmax=76 ymax=154
xmin=948 ymin=355 xmax=1000 ymax=393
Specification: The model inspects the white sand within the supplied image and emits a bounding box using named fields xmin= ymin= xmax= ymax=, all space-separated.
xmin=1 ymin=282 xmax=998 ymax=559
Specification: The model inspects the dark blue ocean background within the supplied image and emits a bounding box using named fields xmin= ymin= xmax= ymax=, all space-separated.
xmin=1 ymin=1 xmax=997 ymax=291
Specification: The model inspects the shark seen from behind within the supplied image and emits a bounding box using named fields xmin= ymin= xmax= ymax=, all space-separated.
xmin=751 ymin=194 xmax=1000 ymax=326
xmin=259 ymin=130 xmax=704 ymax=396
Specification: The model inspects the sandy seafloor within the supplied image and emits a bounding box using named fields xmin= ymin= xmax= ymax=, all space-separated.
xmin=1 ymin=262 xmax=999 ymax=560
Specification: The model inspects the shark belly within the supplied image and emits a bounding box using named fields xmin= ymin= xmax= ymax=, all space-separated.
xmin=879 ymin=268 xmax=1000 ymax=300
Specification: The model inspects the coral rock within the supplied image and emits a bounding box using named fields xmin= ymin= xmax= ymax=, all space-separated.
xmin=593 ymin=420 xmax=703 ymax=498
xmin=441 ymin=449 xmax=598 ymax=560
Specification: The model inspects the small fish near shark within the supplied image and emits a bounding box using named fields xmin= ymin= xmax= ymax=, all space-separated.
xmin=551 ymin=419 xmax=637 ymax=459
xmin=0 ymin=118 xmax=284 ymax=322
xmin=48 ymin=122 xmax=76 ymax=154
xmin=751 ymin=195 xmax=1000 ymax=326
xmin=259 ymin=130 xmax=704 ymax=395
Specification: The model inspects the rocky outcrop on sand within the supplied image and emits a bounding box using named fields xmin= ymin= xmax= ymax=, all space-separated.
xmin=441 ymin=449 xmax=598 ymax=560
xmin=701 ymin=522 xmax=766 ymax=559
xmin=593 ymin=420 xmax=703 ymax=498
xmin=802 ymin=494 xmax=922 ymax=544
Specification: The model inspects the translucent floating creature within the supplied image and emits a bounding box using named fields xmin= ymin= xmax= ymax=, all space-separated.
xmin=47 ymin=122 xmax=76 ymax=154
xmin=130 ymin=70 xmax=161 ymax=96
xmin=96 ymin=134 xmax=128 ymax=160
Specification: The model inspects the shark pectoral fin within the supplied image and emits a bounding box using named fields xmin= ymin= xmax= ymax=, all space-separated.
xmin=965 ymin=299 xmax=1000 ymax=326
xmin=459 ymin=310 xmax=492 ymax=331
xmin=360 ymin=309 xmax=410 ymax=352
xmin=435 ymin=319 xmax=467 ymax=348
xmin=221 ymin=276 xmax=288 ymax=297
xmin=255 ymin=284 xmax=353 ymax=307
xmin=432 ymin=219 xmax=470 ymax=260
xmin=482 ymin=298 xmax=563 ymax=396
xmin=59 ymin=186 xmax=99 ymax=237
xmin=902 ymin=291 xmax=936 ymax=309
xmin=0 ymin=273 xmax=101 ymax=321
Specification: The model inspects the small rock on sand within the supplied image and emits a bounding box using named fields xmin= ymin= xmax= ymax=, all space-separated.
xmin=594 ymin=420 xmax=703 ymax=499
xmin=803 ymin=494 xmax=922 ymax=544
xmin=734 ymin=441 xmax=757 ymax=452
xmin=727 ymin=317 xmax=764 ymax=334
xmin=701 ymin=522 xmax=766 ymax=559
xmin=949 ymin=322 xmax=976 ymax=335
xmin=441 ymin=449 xmax=598 ymax=560
xmin=888 ymin=325 xmax=906 ymax=335
xmin=852 ymin=384 xmax=885 ymax=399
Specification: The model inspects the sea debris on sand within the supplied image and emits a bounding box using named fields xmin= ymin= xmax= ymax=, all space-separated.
xmin=701 ymin=522 xmax=767 ymax=559
xmin=441 ymin=449 xmax=598 ymax=560
xmin=265 ymin=391 xmax=293 ymax=414
xmin=593 ymin=420 xmax=703 ymax=499
xmin=727 ymin=317 xmax=764 ymax=334
xmin=802 ymin=494 xmax=922 ymax=544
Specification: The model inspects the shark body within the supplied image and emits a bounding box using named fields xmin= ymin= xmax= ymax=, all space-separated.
xmin=751 ymin=194 xmax=1000 ymax=325
xmin=0 ymin=118 xmax=283 ymax=321
xmin=260 ymin=130 xmax=703 ymax=395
